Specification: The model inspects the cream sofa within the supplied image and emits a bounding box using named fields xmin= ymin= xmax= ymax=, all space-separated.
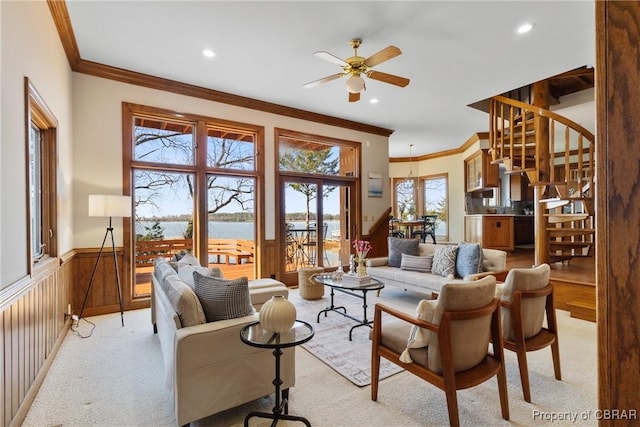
xmin=366 ymin=242 xmax=507 ymax=296
xmin=151 ymin=257 xmax=293 ymax=426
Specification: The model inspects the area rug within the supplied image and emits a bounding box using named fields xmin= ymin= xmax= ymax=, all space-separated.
xmin=291 ymin=290 xmax=404 ymax=387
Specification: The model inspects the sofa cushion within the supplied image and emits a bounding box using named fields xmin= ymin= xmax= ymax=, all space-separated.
xmin=176 ymin=253 xmax=200 ymax=266
xmin=164 ymin=275 xmax=206 ymax=327
xmin=400 ymin=254 xmax=433 ymax=273
xmin=193 ymin=273 xmax=255 ymax=322
xmin=178 ymin=265 xmax=223 ymax=289
xmin=432 ymin=245 xmax=458 ymax=277
xmin=366 ymin=265 xmax=454 ymax=293
xmin=456 ymin=242 xmax=482 ymax=279
xmin=388 ymin=237 xmax=419 ymax=268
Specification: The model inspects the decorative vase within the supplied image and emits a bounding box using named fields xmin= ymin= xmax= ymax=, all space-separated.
xmin=357 ymin=260 xmax=367 ymax=277
xmin=259 ymin=295 xmax=297 ymax=334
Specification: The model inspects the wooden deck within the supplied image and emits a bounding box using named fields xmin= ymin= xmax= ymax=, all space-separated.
xmin=134 ymin=261 xmax=256 ymax=297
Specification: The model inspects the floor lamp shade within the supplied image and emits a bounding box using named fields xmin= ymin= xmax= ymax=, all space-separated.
xmin=89 ymin=195 xmax=131 ymax=218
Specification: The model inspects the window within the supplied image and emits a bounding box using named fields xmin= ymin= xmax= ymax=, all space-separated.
xmin=276 ymin=129 xmax=359 ymax=286
xmin=25 ymin=78 xmax=58 ymax=271
xmin=124 ymin=104 xmax=263 ymax=298
xmin=422 ymin=174 xmax=448 ymax=239
xmin=391 ymin=174 xmax=449 ymax=240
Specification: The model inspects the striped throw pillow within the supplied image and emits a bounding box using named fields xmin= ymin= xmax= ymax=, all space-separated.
xmin=400 ymin=254 xmax=433 ymax=273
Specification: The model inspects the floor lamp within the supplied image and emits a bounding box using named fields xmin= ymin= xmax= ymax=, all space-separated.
xmin=77 ymin=194 xmax=131 ymax=330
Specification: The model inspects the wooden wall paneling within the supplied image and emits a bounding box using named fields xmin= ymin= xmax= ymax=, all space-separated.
xmin=72 ymin=248 xmax=127 ymax=317
xmin=596 ymin=1 xmax=640 ymax=418
xmin=0 ymin=254 xmax=73 ymax=427
xmin=262 ymin=239 xmax=277 ymax=280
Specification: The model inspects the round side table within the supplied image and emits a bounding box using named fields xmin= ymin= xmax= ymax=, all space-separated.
xmin=240 ymin=320 xmax=314 ymax=426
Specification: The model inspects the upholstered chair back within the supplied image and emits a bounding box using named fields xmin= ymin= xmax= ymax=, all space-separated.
xmin=499 ymin=264 xmax=551 ymax=341
xmin=428 ymin=275 xmax=496 ymax=373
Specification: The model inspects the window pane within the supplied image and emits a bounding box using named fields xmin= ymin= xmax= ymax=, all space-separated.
xmin=423 ymin=176 xmax=448 ymax=238
xmin=29 ymin=123 xmax=43 ymax=259
xmin=207 ymin=128 xmax=255 ymax=170
xmin=207 ymin=175 xmax=255 ymax=279
xmin=279 ymin=137 xmax=347 ymax=177
xmin=395 ymin=179 xmax=415 ymax=220
xmin=133 ymin=117 xmax=194 ymax=165
xmin=133 ymin=170 xmax=195 ymax=297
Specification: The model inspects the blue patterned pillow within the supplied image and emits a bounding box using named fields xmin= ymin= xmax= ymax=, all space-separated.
xmin=456 ymin=242 xmax=483 ymax=279
xmin=431 ymin=245 xmax=458 ymax=278
xmin=193 ymin=273 xmax=254 ymax=322
xmin=388 ymin=237 xmax=420 ymax=267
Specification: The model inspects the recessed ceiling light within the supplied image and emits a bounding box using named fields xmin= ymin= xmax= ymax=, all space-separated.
xmin=370 ymin=98 xmax=379 ymax=104
xmin=202 ymin=49 xmax=215 ymax=58
xmin=517 ymin=23 xmax=534 ymax=34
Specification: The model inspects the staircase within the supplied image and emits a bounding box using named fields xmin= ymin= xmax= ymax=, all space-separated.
xmin=488 ymin=93 xmax=595 ymax=321
xmin=488 ymin=95 xmax=595 ymax=265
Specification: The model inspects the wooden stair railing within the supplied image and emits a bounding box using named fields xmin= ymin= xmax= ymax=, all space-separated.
xmin=489 ymin=95 xmax=595 ymax=265
xmin=365 ymin=207 xmax=393 ymax=258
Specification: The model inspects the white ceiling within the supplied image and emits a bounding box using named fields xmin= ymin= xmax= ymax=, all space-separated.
xmin=65 ymin=1 xmax=595 ymax=158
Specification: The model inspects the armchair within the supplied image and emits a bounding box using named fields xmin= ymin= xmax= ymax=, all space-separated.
xmin=496 ymin=263 xmax=561 ymax=402
xmin=371 ymin=276 xmax=509 ymax=427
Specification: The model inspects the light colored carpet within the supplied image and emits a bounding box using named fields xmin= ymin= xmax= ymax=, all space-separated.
xmin=23 ymin=288 xmax=597 ymax=427
xmin=292 ymin=289 xmax=403 ymax=386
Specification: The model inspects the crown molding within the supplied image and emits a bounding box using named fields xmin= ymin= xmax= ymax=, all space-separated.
xmin=46 ymin=1 xmax=394 ymax=138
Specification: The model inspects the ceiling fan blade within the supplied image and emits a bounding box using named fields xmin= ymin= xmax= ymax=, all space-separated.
xmin=364 ymin=46 xmax=402 ymax=67
xmin=314 ymin=51 xmax=348 ymax=67
xmin=303 ymin=73 xmax=344 ymax=89
xmin=348 ymin=92 xmax=361 ymax=103
xmin=367 ymin=70 xmax=410 ymax=87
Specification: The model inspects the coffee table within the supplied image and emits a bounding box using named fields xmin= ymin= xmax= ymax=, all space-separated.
xmin=312 ymin=275 xmax=384 ymax=340
xmin=240 ymin=320 xmax=314 ymax=427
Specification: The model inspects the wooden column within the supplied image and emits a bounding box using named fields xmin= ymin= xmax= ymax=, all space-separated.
xmin=532 ymin=81 xmax=550 ymax=265
xmin=596 ymin=1 xmax=640 ymax=420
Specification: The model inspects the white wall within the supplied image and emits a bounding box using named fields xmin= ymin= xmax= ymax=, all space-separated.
xmin=0 ymin=1 xmax=73 ymax=286
xmin=72 ymin=74 xmax=390 ymax=248
xmin=389 ymin=140 xmax=484 ymax=243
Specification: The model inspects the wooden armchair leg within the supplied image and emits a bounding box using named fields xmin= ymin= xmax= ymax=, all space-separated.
xmin=443 ymin=388 xmax=460 ymax=427
xmin=515 ymin=348 xmax=532 ymax=403
xmin=551 ymin=340 xmax=562 ymax=380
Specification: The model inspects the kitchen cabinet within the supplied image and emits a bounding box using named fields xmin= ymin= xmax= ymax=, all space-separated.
xmin=465 ymin=215 xmax=514 ymax=251
xmin=510 ymin=174 xmax=534 ymax=201
xmin=465 ymin=150 xmax=499 ymax=192
xmin=514 ymin=215 xmax=534 ymax=245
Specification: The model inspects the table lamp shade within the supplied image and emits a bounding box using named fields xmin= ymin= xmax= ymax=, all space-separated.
xmin=88 ymin=194 xmax=131 ymax=218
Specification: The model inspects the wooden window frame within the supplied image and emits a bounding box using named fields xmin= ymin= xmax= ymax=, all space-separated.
xmin=25 ymin=77 xmax=58 ymax=274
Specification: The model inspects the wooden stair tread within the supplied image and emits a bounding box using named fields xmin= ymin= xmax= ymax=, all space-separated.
xmin=567 ymin=300 xmax=596 ymax=322
xmin=550 ymin=241 xmax=592 ymax=248
xmin=547 ymin=228 xmax=595 ymax=236
xmin=545 ymin=213 xmax=589 ymax=222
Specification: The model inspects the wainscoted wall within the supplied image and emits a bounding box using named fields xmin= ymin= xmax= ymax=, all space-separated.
xmin=71 ymin=247 xmax=148 ymax=318
xmin=0 ymin=254 xmax=73 ymax=427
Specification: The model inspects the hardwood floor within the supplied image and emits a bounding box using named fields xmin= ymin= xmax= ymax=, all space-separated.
xmin=505 ymin=248 xmax=596 ymax=321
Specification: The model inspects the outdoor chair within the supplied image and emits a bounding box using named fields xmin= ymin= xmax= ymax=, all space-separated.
xmin=496 ymin=263 xmax=561 ymax=402
xmin=371 ymin=276 xmax=509 ymax=427
xmin=411 ymin=214 xmax=437 ymax=243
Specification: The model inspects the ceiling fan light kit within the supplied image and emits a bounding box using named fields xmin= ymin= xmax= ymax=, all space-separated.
xmin=345 ymin=75 xmax=365 ymax=93
xmin=304 ymin=38 xmax=410 ymax=102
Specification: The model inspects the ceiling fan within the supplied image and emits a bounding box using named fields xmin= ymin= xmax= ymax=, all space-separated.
xmin=303 ymin=38 xmax=410 ymax=102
